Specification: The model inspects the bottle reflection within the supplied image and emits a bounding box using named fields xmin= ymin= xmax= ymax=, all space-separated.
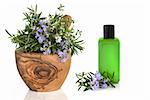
xmin=24 ymin=89 xmax=68 ymax=100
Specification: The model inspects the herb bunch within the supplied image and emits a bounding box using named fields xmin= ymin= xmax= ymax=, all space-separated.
xmin=76 ymin=71 xmax=115 ymax=91
xmin=6 ymin=4 xmax=84 ymax=62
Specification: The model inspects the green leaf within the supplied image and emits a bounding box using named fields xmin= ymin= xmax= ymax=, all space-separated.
xmin=5 ymin=29 xmax=12 ymax=36
xmin=78 ymin=86 xmax=81 ymax=91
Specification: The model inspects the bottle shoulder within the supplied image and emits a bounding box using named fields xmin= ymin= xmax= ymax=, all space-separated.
xmin=99 ymin=38 xmax=120 ymax=42
xmin=99 ymin=38 xmax=120 ymax=44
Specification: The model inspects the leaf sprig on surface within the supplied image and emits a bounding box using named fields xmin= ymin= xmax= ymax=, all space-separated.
xmin=76 ymin=71 xmax=115 ymax=91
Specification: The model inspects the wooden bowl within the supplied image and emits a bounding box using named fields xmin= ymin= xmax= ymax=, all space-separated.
xmin=15 ymin=51 xmax=71 ymax=92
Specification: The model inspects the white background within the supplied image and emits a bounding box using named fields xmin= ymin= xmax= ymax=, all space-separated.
xmin=0 ymin=0 xmax=150 ymax=100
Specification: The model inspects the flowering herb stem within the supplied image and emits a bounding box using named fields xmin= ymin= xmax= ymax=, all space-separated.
xmin=6 ymin=4 xmax=84 ymax=62
xmin=76 ymin=71 xmax=116 ymax=91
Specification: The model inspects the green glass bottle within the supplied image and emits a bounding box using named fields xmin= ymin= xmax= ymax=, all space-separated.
xmin=98 ymin=25 xmax=120 ymax=83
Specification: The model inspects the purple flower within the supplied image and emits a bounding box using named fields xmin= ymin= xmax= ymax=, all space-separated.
xmin=59 ymin=40 xmax=70 ymax=50
xmin=57 ymin=50 xmax=68 ymax=62
xmin=95 ymin=71 xmax=103 ymax=81
xmin=42 ymin=25 xmax=48 ymax=32
xmin=101 ymin=84 xmax=108 ymax=89
xmin=37 ymin=28 xmax=43 ymax=33
xmin=92 ymin=81 xmax=99 ymax=90
xmin=90 ymin=79 xmax=95 ymax=85
xmin=37 ymin=35 xmax=46 ymax=44
xmin=39 ymin=20 xmax=44 ymax=25
xmin=43 ymin=48 xmax=51 ymax=55
xmin=35 ymin=32 xmax=40 ymax=38
xmin=60 ymin=57 xmax=68 ymax=62
xmin=90 ymin=71 xmax=110 ymax=90
xmin=90 ymin=78 xmax=100 ymax=90
xmin=57 ymin=50 xmax=63 ymax=57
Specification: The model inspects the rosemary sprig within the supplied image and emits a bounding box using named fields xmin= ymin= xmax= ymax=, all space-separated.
xmin=76 ymin=71 xmax=116 ymax=91
xmin=5 ymin=4 xmax=84 ymax=57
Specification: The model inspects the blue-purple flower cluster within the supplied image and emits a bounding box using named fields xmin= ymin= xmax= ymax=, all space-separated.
xmin=32 ymin=19 xmax=70 ymax=62
xmin=76 ymin=71 xmax=115 ymax=91
xmin=90 ymin=71 xmax=108 ymax=90
xmin=33 ymin=20 xmax=47 ymax=44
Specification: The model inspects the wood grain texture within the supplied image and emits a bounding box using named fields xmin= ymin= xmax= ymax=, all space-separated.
xmin=15 ymin=51 xmax=71 ymax=92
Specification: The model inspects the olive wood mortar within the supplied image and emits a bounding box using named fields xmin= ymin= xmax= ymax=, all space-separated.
xmin=15 ymin=51 xmax=71 ymax=92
